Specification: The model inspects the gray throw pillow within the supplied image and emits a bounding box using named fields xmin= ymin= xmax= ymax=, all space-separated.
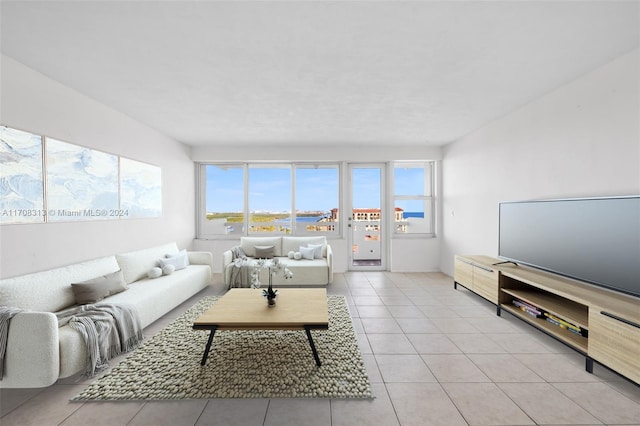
xmin=254 ymin=245 xmax=275 ymax=258
xmin=71 ymin=270 xmax=128 ymax=305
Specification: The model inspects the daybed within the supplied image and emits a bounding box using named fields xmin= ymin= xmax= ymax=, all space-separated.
xmin=0 ymin=242 xmax=212 ymax=388
xmin=222 ymin=236 xmax=333 ymax=287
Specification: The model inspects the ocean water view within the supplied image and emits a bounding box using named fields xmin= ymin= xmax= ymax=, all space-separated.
xmin=402 ymin=212 xmax=424 ymax=219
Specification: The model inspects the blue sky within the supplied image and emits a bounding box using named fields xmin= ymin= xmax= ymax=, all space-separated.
xmin=352 ymin=168 xmax=380 ymax=209
xmin=206 ymin=165 xmax=424 ymax=213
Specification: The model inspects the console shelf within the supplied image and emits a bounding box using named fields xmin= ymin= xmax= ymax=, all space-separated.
xmin=500 ymin=304 xmax=588 ymax=353
xmin=454 ymin=254 xmax=640 ymax=385
xmin=500 ymin=287 xmax=588 ymax=329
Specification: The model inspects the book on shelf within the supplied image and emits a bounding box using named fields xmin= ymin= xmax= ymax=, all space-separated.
xmin=512 ymin=299 xmax=544 ymax=318
xmin=545 ymin=317 xmax=584 ymax=335
xmin=543 ymin=312 xmax=581 ymax=333
xmin=543 ymin=313 xmax=587 ymax=337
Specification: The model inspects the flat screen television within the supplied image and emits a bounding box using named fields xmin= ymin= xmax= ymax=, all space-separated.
xmin=498 ymin=196 xmax=640 ymax=298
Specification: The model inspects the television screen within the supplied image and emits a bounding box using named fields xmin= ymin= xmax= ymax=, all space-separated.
xmin=499 ymin=196 xmax=640 ymax=298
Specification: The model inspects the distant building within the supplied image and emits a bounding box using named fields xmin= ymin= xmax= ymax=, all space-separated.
xmin=328 ymin=207 xmax=403 ymax=222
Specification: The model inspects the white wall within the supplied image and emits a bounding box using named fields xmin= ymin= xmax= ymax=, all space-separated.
xmin=0 ymin=55 xmax=196 ymax=278
xmin=440 ymin=49 xmax=640 ymax=276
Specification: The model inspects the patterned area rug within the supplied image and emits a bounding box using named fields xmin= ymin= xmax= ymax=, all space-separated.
xmin=73 ymin=295 xmax=372 ymax=400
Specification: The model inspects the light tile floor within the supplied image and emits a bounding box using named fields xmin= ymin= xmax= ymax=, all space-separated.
xmin=2 ymin=272 xmax=639 ymax=426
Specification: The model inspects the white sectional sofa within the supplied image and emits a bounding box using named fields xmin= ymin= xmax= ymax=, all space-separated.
xmin=0 ymin=242 xmax=212 ymax=388
xmin=222 ymin=236 xmax=333 ymax=287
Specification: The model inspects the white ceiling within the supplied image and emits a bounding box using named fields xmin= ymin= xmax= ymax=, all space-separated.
xmin=1 ymin=1 xmax=638 ymax=148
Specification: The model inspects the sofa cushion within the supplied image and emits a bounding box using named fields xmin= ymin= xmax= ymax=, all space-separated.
xmin=224 ymin=256 xmax=329 ymax=287
xmin=0 ymin=256 xmax=120 ymax=312
xmin=105 ymin=265 xmax=212 ymax=327
xmin=282 ymin=236 xmax=327 ymax=257
xmin=71 ymin=270 xmax=128 ymax=304
xmin=240 ymin=237 xmax=282 ymax=257
xmin=116 ymin=242 xmax=180 ymax=284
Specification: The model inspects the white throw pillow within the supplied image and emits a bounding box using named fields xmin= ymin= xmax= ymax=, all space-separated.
xmin=293 ymin=252 xmax=302 ymax=260
xmin=307 ymin=244 xmax=323 ymax=259
xmin=148 ymin=267 xmax=163 ymax=279
xmin=288 ymin=251 xmax=295 ymax=259
xmin=300 ymin=246 xmax=315 ymax=260
xmin=159 ymin=249 xmax=189 ymax=271
xmin=162 ymin=264 xmax=175 ymax=275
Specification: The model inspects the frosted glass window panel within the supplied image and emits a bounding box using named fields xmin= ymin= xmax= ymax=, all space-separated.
xmin=46 ymin=138 xmax=119 ymax=221
xmin=120 ymin=158 xmax=162 ymax=218
xmin=0 ymin=126 xmax=45 ymax=224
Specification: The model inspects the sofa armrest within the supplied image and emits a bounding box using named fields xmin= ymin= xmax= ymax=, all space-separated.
xmin=222 ymin=249 xmax=233 ymax=270
xmin=0 ymin=311 xmax=59 ymax=388
xmin=326 ymin=244 xmax=334 ymax=284
xmin=188 ymin=251 xmax=213 ymax=268
xmin=222 ymin=250 xmax=234 ymax=285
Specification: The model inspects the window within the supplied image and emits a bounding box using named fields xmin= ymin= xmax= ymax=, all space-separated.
xmin=248 ymin=165 xmax=291 ymax=234
xmin=200 ymin=165 xmax=244 ymax=236
xmin=198 ymin=163 xmax=340 ymax=238
xmin=294 ymin=165 xmax=339 ymax=234
xmin=393 ymin=162 xmax=434 ymax=235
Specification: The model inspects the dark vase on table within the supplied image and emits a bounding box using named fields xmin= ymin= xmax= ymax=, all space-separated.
xmin=266 ymin=278 xmax=277 ymax=307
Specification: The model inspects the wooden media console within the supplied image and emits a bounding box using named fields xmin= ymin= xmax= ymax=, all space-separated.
xmin=454 ymin=255 xmax=640 ymax=385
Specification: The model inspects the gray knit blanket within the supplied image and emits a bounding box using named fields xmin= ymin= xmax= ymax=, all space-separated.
xmin=56 ymin=303 xmax=144 ymax=377
xmin=1 ymin=303 xmax=143 ymax=379
xmin=0 ymin=306 xmax=24 ymax=379
xmin=228 ymin=247 xmax=254 ymax=289
xmin=229 ymin=257 xmax=253 ymax=289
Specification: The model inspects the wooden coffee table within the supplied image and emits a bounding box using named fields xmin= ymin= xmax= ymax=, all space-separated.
xmin=192 ymin=288 xmax=329 ymax=366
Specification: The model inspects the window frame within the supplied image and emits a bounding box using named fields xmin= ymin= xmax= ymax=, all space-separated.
xmin=391 ymin=161 xmax=436 ymax=237
xmin=248 ymin=163 xmax=292 ymax=236
xmin=198 ymin=163 xmax=246 ymax=238
xmin=293 ymin=163 xmax=340 ymax=236
xmin=197 ymin=162 xmax=341 ymax=239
